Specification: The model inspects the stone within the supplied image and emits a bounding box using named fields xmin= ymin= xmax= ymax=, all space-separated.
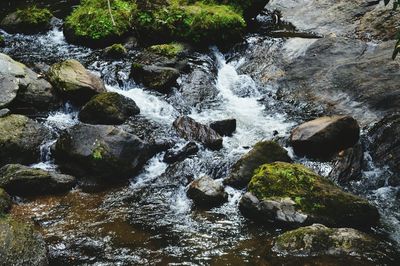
xmin=187 ymin=176 xmax=228 ymax=208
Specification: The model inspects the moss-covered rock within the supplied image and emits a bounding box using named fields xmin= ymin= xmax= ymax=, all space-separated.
xmin=0 ymin=216 xmax=48 ymax=265
xmin=148 ymin=42 xmax=185 ymax=57
xmin=79 ymin=92 xmax=140 ymax=125
xmin=64 ymin=0 xmax=137 ymax=47
xmin=272 ymin=224 xmax=397 ymax=264
xmin=47 ymin=59 xmax=106 ymax=105
xmin=131 ymin=63 xmax=180 ymax=92
xmin=0 ymin=115 xmax=49 ymax=167
xmin=224 ymin=141 xmax=292 ymax=188
xmin=0 ymin=6 xmax=53 ymax=34
xmin=240 ymin=162 xmax=379 ymax=229
xmin=104 ymin=43 xmax=128 ymax=58
xmin=0 ymin=164 xmax=76 ymax=196
xmin=0 ymin=188 xmax=11 ymax=214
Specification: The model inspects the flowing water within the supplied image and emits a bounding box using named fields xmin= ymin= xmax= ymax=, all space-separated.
xmin=1 ymin=1 xmax=400 ymax=265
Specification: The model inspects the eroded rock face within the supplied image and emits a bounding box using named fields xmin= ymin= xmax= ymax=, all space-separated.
xmin=187 ymin=176 xmax=228 ymax=208
xmin=239 ymin=162 xmax=379 ymax=229
xmin=0 ymin=164 xmax=76 ymax=196
xmin=0 ymin=217 xmax=48 ymax=266
xmin=290 ymin=115 xmax=360 ymax=159
xmin=0 ymin=115 xmax=49 ymax=167
xmin=0 ymin=53 xmax=60 ymax=114
xmin=224 ymin=141 xmax=291 ymax=188
xmin=272 ymin=224 xmax=396 ymax=264
xmin=54 ymin=124 xmax=161 ymax=182
xmin=79 ymin=92 xmax=140 ymax=125
xmin=173 ymin=116 xmax=223 ymax=150
xmin=47 ymin=59 xmax=106 ymax=105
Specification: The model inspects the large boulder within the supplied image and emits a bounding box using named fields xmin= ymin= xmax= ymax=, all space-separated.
xmin=0 ymin=164 xmax=76 ymax=196
xmin=0 ymin=188 xmax=11 ymax=214
xmin=187 ymin=176 xmax=228 ymax=208
xmin=210 ymin=119 xmax=237 ymax=136
xmin=224 ymin=141 xmax=291 ymax=188
xmin=272 ymin=224 xmax=397 ymax=264
xmin=239 ymin=162 xmax=379 ymax=229
xmin=130 ymin=63 xmax=180 ymax=93
xmin=79 ymin=92 xmax=140 ymax=125
xmin=54 ymin=124 xmax=162 ymax=182
xmin=290 ymin=115 xmax=360 ymax=159
xmin=0 ymin=216 xmax=48 ymax=266
xmin=47 ymin=59 xmax=106 ymax=105
xmin=368 ymin=113 xmax=400 ymax=175
xmin=173 ymin=116 xmax=223 ymax=150
xmin=0 ymin=115 xmax=49 ymax=166
xmin=0 ymin=53 xmax=60 ymax=114
xmin=0 ymin=6 xmax=53 ymax=34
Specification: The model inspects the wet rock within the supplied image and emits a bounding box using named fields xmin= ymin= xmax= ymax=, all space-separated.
xmin=0 ymin=109 xmax=10 ymax=118
xmin=0 ymin=216 xmax=48 ymax=266
xmin=104 ymin=44 xmax=127 ymax=59
xmin=130 ymin=64 xmax=180 ymax=93
xmin=210 ymin=119 xmax=237 ymax=136
xmin=0 ymin=114 xmax=49 ymax=167
xmin=240 ymin=162 xmax=379 ymax=229
xmin=173 ymin=116 xmax=223 ymax=150
xmin=272 ymin=224 xmax=397 ymax=264
xmin=0 ymin=188 xmax=11 ymax=214
xmin=224 ymin=141 xmax=291 ymax=188
xmin=79 ymin=92 xmax=140 ymax=125
xmin=134 ymin=47 xmax=189 ymax=70
xmin=187 ymin=176 xmax=228 ymax=208
xmin=163 ymin=142 xmax=199 ymax=164
xmin=0 ymin=164 xmax=76 ymax=196
xmin=368 ymin=113 xmax=400 ymax=175
xmin=0 ymin=35 xmax=5 ymax=47
xmin=54 ymin=124 xmax=161 ymax=182
xmin=47 ymin=59 xmax=106 ymax=105
xmin=0 ymin=6 xmax=53 ymax=34
xmin=290 ymin=115 xmax=360 ymax=159
xmin=0 ymin=53 xmax=60 ymax=114
xmin=329 ymin=142 xmax=363 ymax=183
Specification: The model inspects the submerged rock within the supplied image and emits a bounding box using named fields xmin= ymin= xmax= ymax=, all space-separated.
xmin=239 ymin=162 xmax=379 ymax=229
xmin=0 ymin=115 xmax=49 ymax=167
xmin=210 ymin=119 xmax=237 ymax=136
xmin=54 ymin=124 xmax=161 ymax=182
xmin=0 ymin=216 xmax=48 ymax=266
xmin=224 ymin=141 xmax=291 ymax=188
xmin=0 ymin=6 xmax=53 ymax=34
xmin=173 ymin=116 xmax=223 ymax=150
xmin=290 ymin=115 xmax=360 ymax=159
xmin=131 ymin=64 xmax=180 ymax=93
xmin=187 ymin=176 xmax=228 ymax=208
xmin=0 ymin=188 xmax=11 ymax=214
xmin=368 ymin=113 xmax=400 ymax=176
xmin=0 ymin=53 xmax=60 ymax=114
xmin=272 ymin=224 xmax=397 ymax=264
xmin=79 ymin=92 xmax=140 ymax=125
xmin=47 ymin=59 xmax=106 ymax=105
xmin=163 ymin=142 xmax=199 ymax=164
xmin=0 ymin=164 xmax=76 ymax=196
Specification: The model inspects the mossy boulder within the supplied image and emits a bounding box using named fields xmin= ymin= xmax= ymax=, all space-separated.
xmin=79 ymin=92 xmax=140 ymax=125
xmin=0 ymin=164 xmax=76 ymax=196
xmin=0 ymin=216 xmax=48 ymax=266
xmin=148 ymin=42 xmax=185 ymax=57
xmin=64 ymin=0 xmax=136 ymax=47
xmin=131 ymin=63 xmax=180 ymax=93
xmin=0 ymin=115 xmax=49 ymax=167
xmin=217 ymin=0 xmax=270 ymax=20
xmin=104 ymin=43 xmax=128 ymax=58
xmin=240 ymin=162 xmax=379 ymax=229
xmin=0 ymin=188 xmax=11 ymax=214
xmin=224 ymin=141 xmax=292 ymax=188
xmin=0 ymin=6 xmax=53 ymax=34
xmin=272 ymin=224 xmax=397 ymax=264
xmin=47 ymin=59 xmax=106 ymax=105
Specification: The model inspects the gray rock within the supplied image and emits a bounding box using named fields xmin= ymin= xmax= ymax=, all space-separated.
xmin=329 ymin=142 xmax=363 ymax=183
xmin=131 ymin=64 xmax=180 ymax=93
xmin=0 ymin=164 xmax=76 ymax=196
xmin=163 ymin=142 xmax=199 ymax=164
xmin=210 ymin=119 xmax=236 ymax=136
xmin=187 ymin=176 xmax=228 ymax=208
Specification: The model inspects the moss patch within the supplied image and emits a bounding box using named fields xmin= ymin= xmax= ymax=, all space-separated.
xmin=104 ymin=43 xmax=127 ymax=58
xmin=148 ymin=42 xmax=185 ymax=57
xmin=15 ymin=6 xmax=53 ymax=27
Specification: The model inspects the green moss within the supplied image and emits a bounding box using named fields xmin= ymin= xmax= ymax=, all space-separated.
xmin=148 ymin=42 xmax=185 ymax=57
xmin=15 ymin=6 xmax=53 ymax=28
xmin=105 ymin=43 xmax=127 ymax=58
xmin=64 ymin=0 xmax=137 ymax=43
xmin=92 ymin=141 xmax=105 ymax=160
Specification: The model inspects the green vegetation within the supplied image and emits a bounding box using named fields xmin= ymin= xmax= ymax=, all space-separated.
xmin=148 ymin=42 xmax=185 ymax=57
xmin=15 ymin=6 xmax=53 ymax=29
xmin=105 ymin=43 xmax=127 ymax=58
